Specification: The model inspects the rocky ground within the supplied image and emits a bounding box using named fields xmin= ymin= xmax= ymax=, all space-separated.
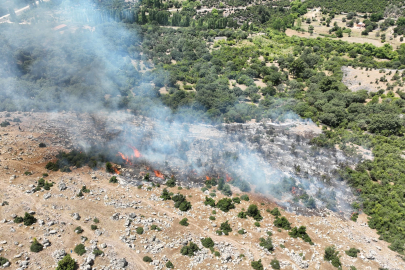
xmin=0 ymin=112 xmax=404 ymax=270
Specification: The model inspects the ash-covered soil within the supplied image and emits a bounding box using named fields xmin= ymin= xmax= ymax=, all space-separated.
xmin=0 ymin=112 xmax=403 ymax=270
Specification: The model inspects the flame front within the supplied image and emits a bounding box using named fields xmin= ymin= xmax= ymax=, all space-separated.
xmin=226 ymin=174 xmax=232 ymax=182
xmin=117 ymin=152 xmax=132 ymax=165
xmin=154 ymin=170 xmax=164 ymax=178
xmin=128 ymin=145 xmax=141 ymax=158
xmin=113 ymin=167 xmax=120 ymax=175
xmin=206 ymin=176 xmax=211 ymax=180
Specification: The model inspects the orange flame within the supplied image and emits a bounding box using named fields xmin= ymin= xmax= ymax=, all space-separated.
xmin=113 ymin=167 xmax=120 ymax=175
xmin=154 ymin=170 xmax=164 ymax=178
xmin=117 ymin=152 xmax=132 ymax=165
xmin=128 ymin=145 xmax=141 ymax=158
xmin=206 ymin=176 xmax=211 ymax=180
xmin=291 ymin=187 xmax=296 ymax=195
xmin=226 ymin=174 xmax=232 ymax=182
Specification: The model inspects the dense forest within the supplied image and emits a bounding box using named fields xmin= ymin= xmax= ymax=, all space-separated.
xmin=2 ymin=0 xmax=405 ymax=255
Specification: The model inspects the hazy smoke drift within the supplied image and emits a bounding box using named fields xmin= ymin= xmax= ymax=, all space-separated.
xmin=0 ymin=0 xmax=356 ymax=214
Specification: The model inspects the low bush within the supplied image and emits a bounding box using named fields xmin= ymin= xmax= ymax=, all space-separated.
xmin=74 ymin=244 xmax=86 ymax=256
xmin=274 ymin=216 xmax=291 ymax=230
xmin=136 ymin=227 xmax=144 ymax=234
xmin=270 ymin=259 xmax=280 ymax=269
xmin=232 ymin=197 xmax=241 ymax=204
xmin=91 ymin=225 xmax=97 ymax=230
xmin=259 ymin=236 xmax=273 ymax=252
xmin=75 ymin=226 xmax=83 ymax=234
xmin=30 ymin=238 xmax=43 ymax=253
xmin=166 ymin=177 xmax=176 ymax=187
xmin=179 ymin=218 xmax=189 ymax=226
xmin=143 ymin=256 xmax=152 ymax=262
xmin=216 ymin=198 xmax=235 ymax=212
xmin=180 ymin=242 xmax=199 ymax=256
xmin=56 ymin=255 xmax=75 ymax=270
xmin=219 ymin=221 xmax=232 ymax=235
xmin=209 ymin=216 xmax=215 ymax=220
xmin=109 ymin=176 xmax=118 ymax=183
xmin=270 ymin=207 xmax=281 ymax=217
xmin=204 ymin=197 xmax=216 ymax=207
xmin=324 ymin=246 xmax=341 ymax=268
xmin=251 ymin=259 xmax=263 ymax=270
xmin=93 ymin=249 xmax=103 ymax=256
xmin=240 ymin=194 xmax=249 ymax=201
xmin=345 ymin=248 xmax=360 ymax=257
xmin=201 ymin=237 xmax=214 ymax=248
xmin=166 ymin=261 xmax=174 ymax=268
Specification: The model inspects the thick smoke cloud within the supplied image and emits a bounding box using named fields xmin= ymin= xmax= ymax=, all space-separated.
xmin=0 ymin=0 xmax=357 ymax=215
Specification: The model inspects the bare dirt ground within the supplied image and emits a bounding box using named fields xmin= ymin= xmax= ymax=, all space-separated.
xmin=0 ymin=112 xmax=403 ymax=270
xmin=342 ymin=66 xmax=404 ymax=94
xmin=287 ymin=8 xmax=405 ymax=48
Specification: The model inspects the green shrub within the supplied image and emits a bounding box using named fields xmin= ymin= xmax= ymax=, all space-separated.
xmin=30 ymin=239 xmax=43 ymax=253
xmin=220 ymin=221 xmax=232 ymax=235
xmin=259 ymin=237 xmax=273 ymax=252
xmin=345 ymin=248 xmax=360 ymax=257
xmin=45 ymin=161 xmax=59 ymax=171
xmin=221 ymin=184 xmax=232 ymax=196
xmin=240 ymin=194 xmax=249 ymax=201
xmin=270 ymin=259 xmax=280 ymax=269
xmin=216 ymin=198 xmax=235 ymax=212
xmin=75 ymin=226 xmax=83 ymax=234
xmin=74 ymin=244 xmax=86 ymax=256
xmin=201 ymin=237 xmax=214 ymax=248
xmin=180 ymin=242 xmax=200 ymax=256
xmin=247 ymin=204 xmax=263 ymax=221
xmin=166 ymin=177 xmax=176 ymax=187
xmin=14 ymin=216 xmax=24 ymax=223
xmin=93 ymin=218 xmax=99 ymax=223
xmin=288 ymin=226 xmax=314 ymax=245
xmin=210 ymin=192 xmax=216 ymax=197
xmin=178 ymin=186 xmax=182 ymax=190
xmin=254 ymin=221 xmax=261 ymax=227
xmin=232 ymin=197 xmax=241 ymax=204
xmin=109 ymin=176 xmax=118 ymax=183
xmin=91 ymin=225 xmax=97 ymax=230
xmin=251 ymin=259 xmax=264 ymax=270
xmin=24 ymin=171 xmax=32 ymax=175
xmin=160 ymin=188 xmax=171 ymax=200
xmin=238 ymin=211 xmax=247 ymax=218
xmin=274 ymin=216 xmax=291 ymax=230
xmin=270 ymin=207 xmax=281 ymax=217
xmin=238 ymin=229 xmax=245 ymax=234
xmin=351 ymin=212 xmax=359 ymax=222
xmin=324 ymin=246 xmax=341 ymax=268
xmin=42 ymin=173 xmax=48 ymax=177
xmin=267 ymin=231 xmax=273 ymax=236
xmin=0 ymin=257 xmax=9 ymax=266
xmin=179 ymin=218 xmax=189 ymax=226
xmin=209 ymin=216 xmax=216 ymax=220
xmin=136 ymin=227 xmax=144 ymax=234
xmin=81 ymin=186 xmax=90 ymax=193
xmin=204 ymin=196 xmax=216 ymax=207
xmin=23 ymin=212 xmax=37 ymax=226
xmin=166 ymin=261 xmax=174 ymax=268
xmin=105 ymin=162 xmax=114 ymax=173
xmin=77 ymin=190 xmax=84 ymax=197
xmin=212 ymin=210 xmax=216 ymax=214
xmin=93 ymin=249 xmax=103 ymax=256
xmin=201 ymin=187 xmax=208 ymax=192
xmin=214 ymin=251 xmax=220 ymax=257
xmin=143 ymin=256 xmax=152 ymax=262
xmin=0 ymin=121 xmax=10 ymax=127
xmin=39 ymin=143 xmax=46 ymax=148
xmin=56 ymin=255 xmax=75 ymax=270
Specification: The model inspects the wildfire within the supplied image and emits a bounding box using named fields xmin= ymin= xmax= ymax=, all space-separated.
xmin=128 ymin=145 xmax=141 ymax=158
xmin=226 ymin=174 xmax=232 ymax=182
xmin=291 ymin=187 xmax=297 ymax=195
xmin=206 ymin=176 xmax=211 ymax=180
xmin=154 ymin=170 xmax=164 ymax=179
xmin=113 ymin=167 xmax=120 ymax=175
xmin=117 ymin=152 xmax=132 ymax=165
